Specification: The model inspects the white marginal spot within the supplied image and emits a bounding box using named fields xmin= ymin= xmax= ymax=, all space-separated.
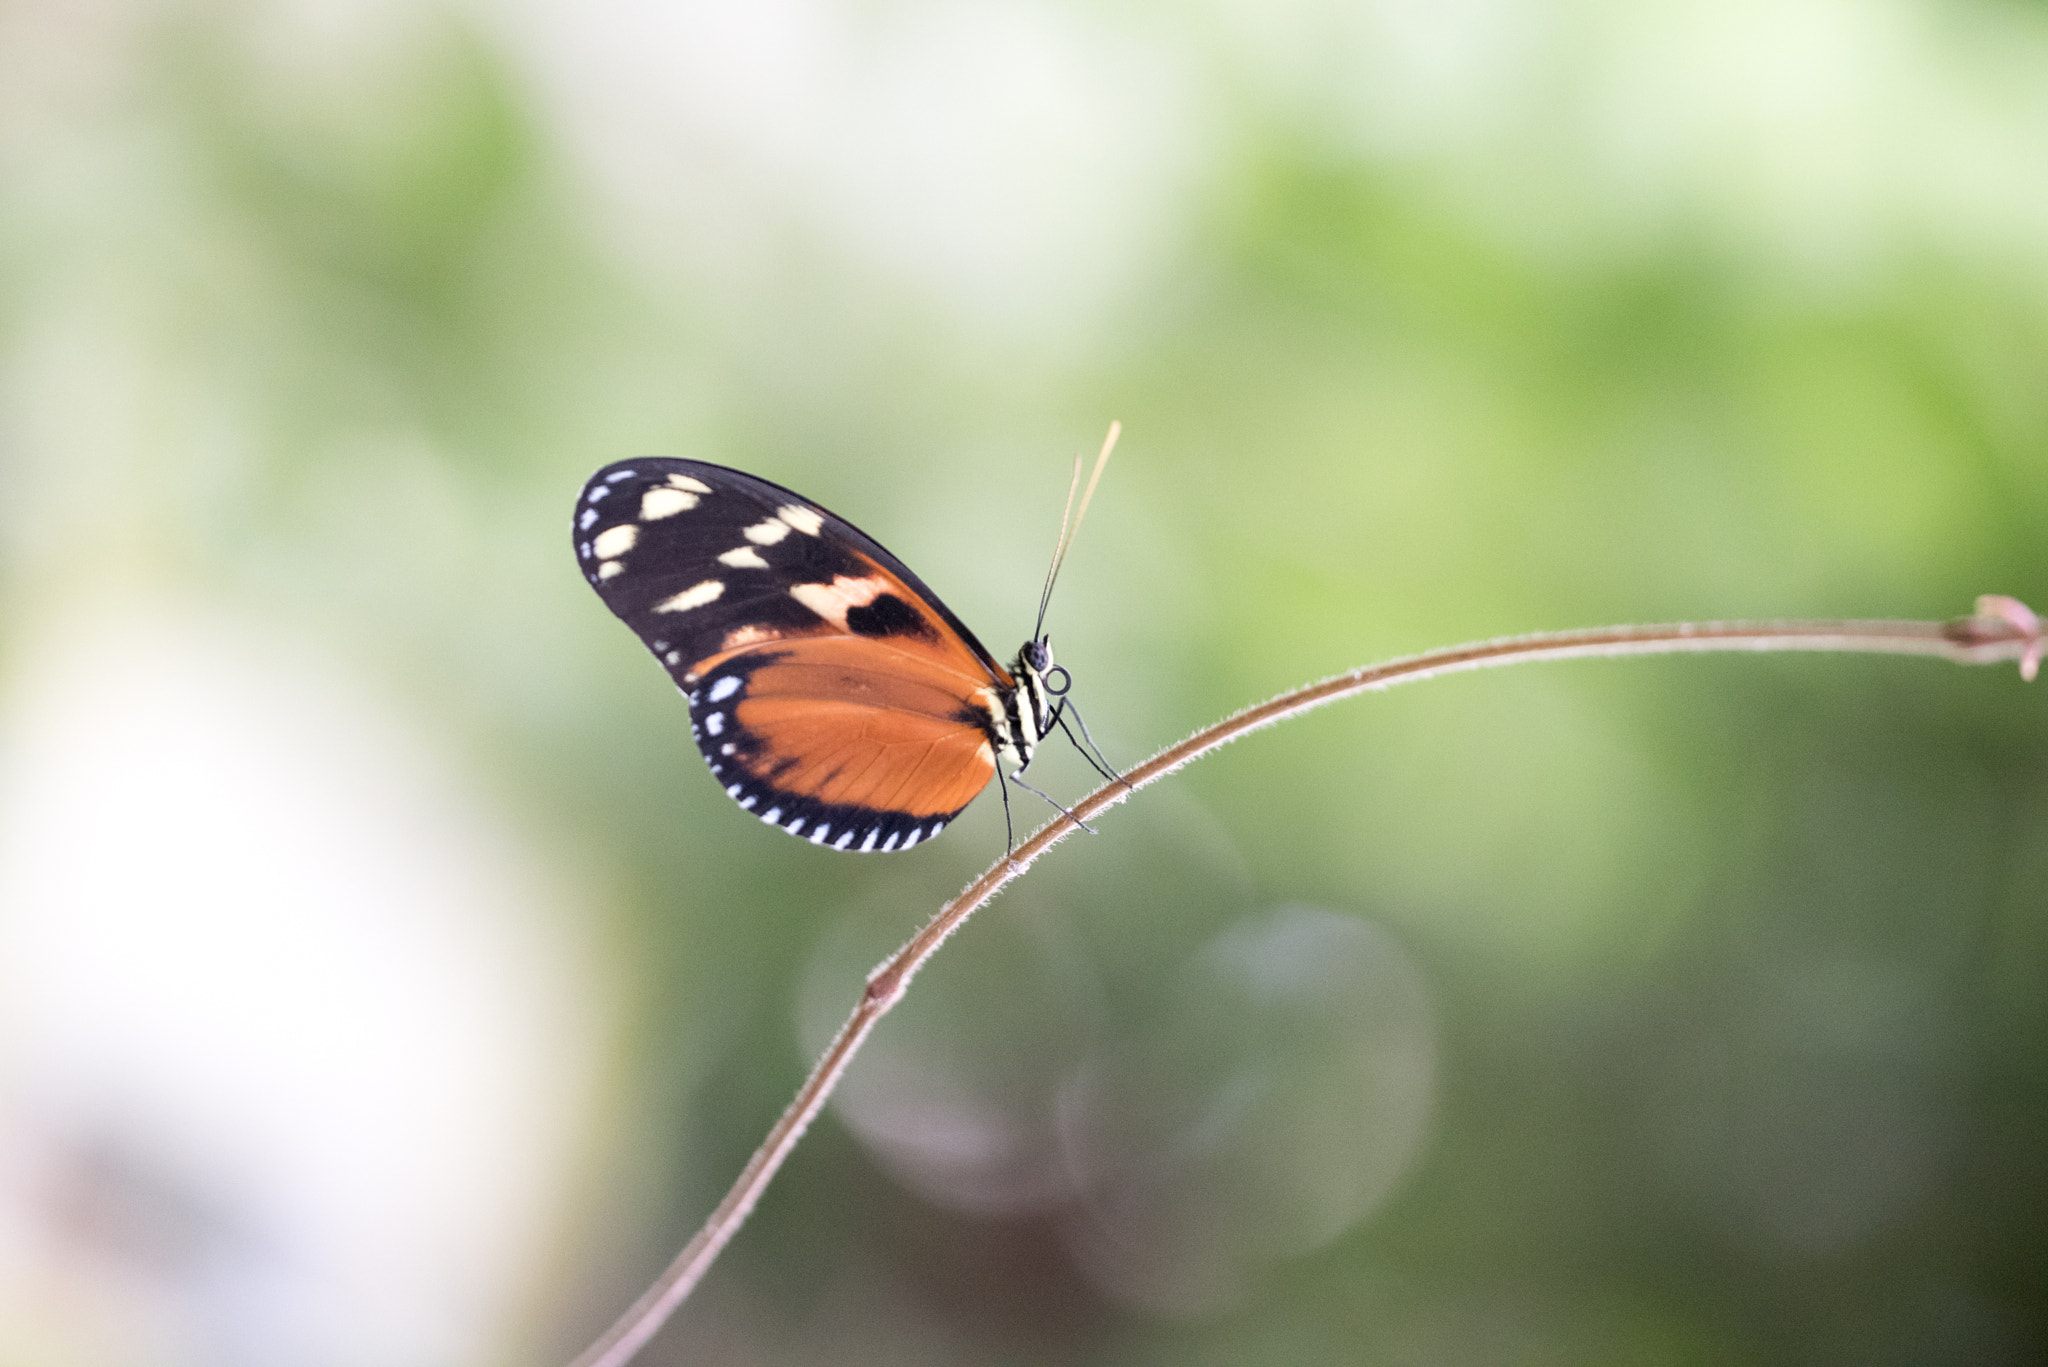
xmin=708 ymin=764 xmax=722 ymax=775
xmin=778 ymin=505 xmax=825 ymax=537
xmin=666 ymin=473 xmax=712 ymax=494
xmin=725 ymin=783 xmax=743 ymax=798
xmin=859 ymin=829 xmax=879 ymax=852
xmin=665 ymin=652 xmax=680 ymax=665
xmin=717 ymin=545 xmax=769 ymax=569
xmin=655 ymin=580 xmax=724 ymax=613
xmin=587 ymin=485 xmax=611 ymax=504
xmin=578 ymin=508 xmax=598 ymax=531
xmin=640 ymin=487 xmax=697 ymax=520
xmin=704 ymin=713 xmax=724 ymax=736
xmin=901 ymin=828 xmax=921 ymax=850
xmin=787 ymin=818 xmax=806 ymax=835
xmin=739 ymin=795 xmax=757 ymax=810
xmin=707 ymin=676 xmax=742 ymax=703
xmin=930 ymin=821 xmax=944 ymax=837
xmin=592 ymin=524 xmax=638 ymax=559
xmin=761 ymin=807 xmax=782 ymax=824
xmin=606 ymin=469 xmax=637 ymax=482
xmin=788 ymin=574 xmax=889 ymax=629
xmin=809 ymin=825 xmax=831 ymax=845
xmin=598 ymin=562 xmax=625 ymax=581
xmin=742 ymin=518 xmax=791 ymax=546
xmin=881 ymin=832 xmax=901 ymax=852
xmin=834 ymin=831 xmax=854 ymax=850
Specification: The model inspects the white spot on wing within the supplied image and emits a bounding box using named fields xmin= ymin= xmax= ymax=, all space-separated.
xmin=742 ymin=518 xmax=791 ymax=545
xmin=788 ymin=574 xmax=890 ymax=629
xmin=592 ymin=524 xmax=638 ymax=559
xmin=606 ymin=469 xmax=637 ymax=482
xmin=726 ymin=783 xmax=743 ymax=797
xmin=778 ymin=505 xmax=825 ymax=536
xmin=598 ymin=561 xmax=625 ymax=581
xmin=761 ymin=807 xmax=781 ymax=823
xmin=587 ymin=485 xmax=611 ymax=504
xmin=720 ymin=743 xmax=735 ymax=756
xmin=834 ymin=830 xmax=854 ymax=850
xmin=859 ymin=829 xmax=879 ymax=852
xmin=579 ymin=508 xmax=598 ymax=531
xmin=787 ymin=818 xmax=805 ymax=835
xmin=881 ymin=832 xmax=901 ymax=852
xmin=655 ymin=580 xmax=725 ymax=613
xmin=809 ymin=825 xmax=831 ymax=845
xmin=739 ymin=795 xmax=757 ymax=810
xmin=718 ymin=545 xmax=769 ymax=569
xmin=901 ymin=828 xmax=921 ymax=850
xmin=640 ymin=486 xmax=697 ymax=520
xmin=704 ymin=712 xmax=724 ymax=736
xmin=708 ymin=676 xmax=741 ymax=703
xmin=665 ymin=651 xmax=680 ymax=665
xmin=666 ymin=473 xmax=712 ymax=493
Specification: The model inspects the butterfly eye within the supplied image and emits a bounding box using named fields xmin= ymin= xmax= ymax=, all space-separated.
xmin=1043 ymin=664 xmax=1072 ymax=697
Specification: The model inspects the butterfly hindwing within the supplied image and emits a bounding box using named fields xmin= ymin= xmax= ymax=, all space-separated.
xmin=574 ymin=459 xmax=1013 ymax=851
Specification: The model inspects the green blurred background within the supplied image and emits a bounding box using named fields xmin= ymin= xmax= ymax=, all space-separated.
xmin=2 ymin=1 xmax=2044 ymax=1363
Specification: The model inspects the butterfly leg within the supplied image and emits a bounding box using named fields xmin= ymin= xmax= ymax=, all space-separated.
xmin=1009 ymin=767 xmax=1097 ymax=836
xmin=1048 ymin=698 xmax=1131 ymax=791
xmin=994 ymin=760 xmax=1022 ymax=859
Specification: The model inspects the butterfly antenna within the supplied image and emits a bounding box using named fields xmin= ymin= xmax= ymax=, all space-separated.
xmin=1033 ymin=420 xmax=1120 ymax=640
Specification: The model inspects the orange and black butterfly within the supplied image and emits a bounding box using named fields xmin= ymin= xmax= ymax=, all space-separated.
xmin=573 ymin=431 xmax=1118 ymax=852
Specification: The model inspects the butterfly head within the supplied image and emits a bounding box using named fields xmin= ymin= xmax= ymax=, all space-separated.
xmin=1020 ymin=635 xmax=1054 ymax=678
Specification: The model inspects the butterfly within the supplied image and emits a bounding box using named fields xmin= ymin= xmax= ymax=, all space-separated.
xmin=573 ymin=427 xmax=1119 ymax=853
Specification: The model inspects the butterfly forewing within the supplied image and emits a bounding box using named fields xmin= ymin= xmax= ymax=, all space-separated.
xmin=574 ymin=459 xmax=1013 ymax=852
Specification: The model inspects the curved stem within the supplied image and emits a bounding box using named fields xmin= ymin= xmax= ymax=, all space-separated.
xmin=565 ymin=604 xmax=2038 ymax=1367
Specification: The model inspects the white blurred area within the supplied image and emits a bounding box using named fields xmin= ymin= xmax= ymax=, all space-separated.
xmin=484 ymin=0 xmax=1207 ymax=347
xmin=0 ymin=606 xmax=604 ymax=1367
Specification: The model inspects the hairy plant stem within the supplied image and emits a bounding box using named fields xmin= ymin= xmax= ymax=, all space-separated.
xmin=567 ymin=603 xmax=2038 ymax=1367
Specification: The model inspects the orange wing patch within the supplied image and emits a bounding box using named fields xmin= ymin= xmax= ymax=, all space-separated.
xmin=711 ymin=637 xmax=996 ymax=819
